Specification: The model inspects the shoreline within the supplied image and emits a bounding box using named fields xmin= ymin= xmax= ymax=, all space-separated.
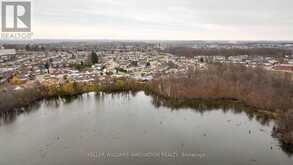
xmin=144 ymin=88 xmax=280 ymax=119
xmin=0 ymin=78 xmax=292 ymax=147
xmin=0 ymin=79 xmax=282 ymax=117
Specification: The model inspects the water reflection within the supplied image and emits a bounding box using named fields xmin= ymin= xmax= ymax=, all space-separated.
xmin=0 ymin=111 xmax=18 ymax=125
xmin=279 ymin=142 xmax=293 ymax=157
xmin=0 ymin=91 xmax=292 ymax=159
xmin=0 ymin=102 xmax=41 ymax=126
xmin=148 ymin=94 xmax=273 ymax=126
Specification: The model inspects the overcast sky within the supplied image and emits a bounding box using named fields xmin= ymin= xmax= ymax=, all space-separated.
xmin=31 ymin=0 xmax=293 ymax=40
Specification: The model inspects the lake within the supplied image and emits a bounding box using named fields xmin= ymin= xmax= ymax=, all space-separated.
xmin=0 ymin=92 xmax=292 ymax=165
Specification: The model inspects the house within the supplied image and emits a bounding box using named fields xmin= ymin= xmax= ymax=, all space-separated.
xmin=0 ymin=49 xmax=16 ymax=61
xmin=273 ymin=64 xmax=293 ymax=72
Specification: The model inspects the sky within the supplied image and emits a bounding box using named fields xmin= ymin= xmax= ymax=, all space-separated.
xmin=30 ymin=0 xmax=293 ymax=40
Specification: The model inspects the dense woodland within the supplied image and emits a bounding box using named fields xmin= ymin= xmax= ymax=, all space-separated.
xmin=148 ymin=64 xmax=293 ymax=111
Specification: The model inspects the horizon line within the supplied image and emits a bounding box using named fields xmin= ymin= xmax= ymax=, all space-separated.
xmin=1 ymin=38 xmax=293 ymax=42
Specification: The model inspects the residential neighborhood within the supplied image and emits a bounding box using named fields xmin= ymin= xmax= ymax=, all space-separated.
xmin=0 ymin=41 xmax=293 ymax=89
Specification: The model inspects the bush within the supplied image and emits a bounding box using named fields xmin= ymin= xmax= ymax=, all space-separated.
xmin=10 ymin=76 xmax=25 ymax=85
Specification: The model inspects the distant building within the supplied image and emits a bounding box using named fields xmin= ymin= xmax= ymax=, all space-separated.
xmin=0 ymin=49 xmax=16 ymax=61
xmin=273 ymin=64 xmax=293 ymax=72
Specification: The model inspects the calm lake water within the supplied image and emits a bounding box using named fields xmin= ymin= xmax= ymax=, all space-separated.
xmin=0 ymin=92 xmax=292 ymax=165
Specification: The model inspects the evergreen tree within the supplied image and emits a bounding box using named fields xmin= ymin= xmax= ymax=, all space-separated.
xmin=91 ymin=50 xmax=98 ymax=64
xmin=45 ymin=63 xmax=50 ymax=73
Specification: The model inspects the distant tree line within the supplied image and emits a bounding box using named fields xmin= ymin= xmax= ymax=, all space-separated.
xmin=166 ymin=47 xmax=291 ymax=57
